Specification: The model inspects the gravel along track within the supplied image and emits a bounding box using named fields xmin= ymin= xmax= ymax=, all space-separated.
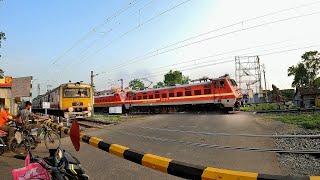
xmin=274 ymin=127 xmax=320 ymax=176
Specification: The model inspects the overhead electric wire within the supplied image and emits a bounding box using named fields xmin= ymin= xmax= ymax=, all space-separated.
xmin=129 ymin=44 xmax=320 ymax=80
xmin=121 ymin=40 xmax=289 ymax=73
xmin=121 ymin=10 xmax=320 ymax=75
xmin=96 ymin=1 xmax=320 ymax=75
xmin=56 ymin=0 xmax=158 ymax=77
xmin=50 ymin=0 xmax=140 ymax=65
xmin=77 ymin=0 xmax=193 ymax=65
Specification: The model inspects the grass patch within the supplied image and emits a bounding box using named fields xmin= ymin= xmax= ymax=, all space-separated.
xmin=266 ymin=113 xmax=320 ymax=129
xmin=89 ymin=113 xmax=121 ymax=122
xmin=241 ymin=103 xmax=298 ymax=111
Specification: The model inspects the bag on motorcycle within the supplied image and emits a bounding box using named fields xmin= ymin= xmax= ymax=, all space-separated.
xmin=11 ymin=152 xmax=51 ymax=180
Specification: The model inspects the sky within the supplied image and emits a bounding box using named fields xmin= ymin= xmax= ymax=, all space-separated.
xmin=1 ymin=0 xmax=320 ymax=96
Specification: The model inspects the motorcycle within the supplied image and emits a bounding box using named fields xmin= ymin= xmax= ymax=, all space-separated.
xmin=31 ymin=148 xmax=89 ymax=180
xmin=11 ymin=120 xmax=88 ymax=179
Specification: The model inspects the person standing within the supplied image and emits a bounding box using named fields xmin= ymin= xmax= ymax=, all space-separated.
xmin=0 ymin=107 xmax=14 ymax=139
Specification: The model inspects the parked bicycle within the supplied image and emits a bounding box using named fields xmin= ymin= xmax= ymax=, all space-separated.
xmin=37 ymin=123 xmax=61 ymax=150
xmin=0 ymin=130 xmax=7 ymax=155
xmin=9 ymin=121 xmax=38 ymax=155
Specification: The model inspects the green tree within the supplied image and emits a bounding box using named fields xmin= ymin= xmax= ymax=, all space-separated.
xmin=153 ymin=81 xmax=165 ymax=88
xmin=288 ymin=51 xmax=320 ymax=88
xmin=288 ymin=63 xmax=309 ymax=87
xmin=0 ymin=32 xmax=5 ymax=48
xmin=164 ymin=70 xmax=189 ymax=86
xmin=301 ymin=51 xmax=320 ymax=85
xmin=129 ymin=79 xmax=145 ymax=90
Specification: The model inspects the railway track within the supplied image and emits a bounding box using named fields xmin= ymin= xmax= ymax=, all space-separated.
xmin=113 ymin=131 xmax=320 ymax=156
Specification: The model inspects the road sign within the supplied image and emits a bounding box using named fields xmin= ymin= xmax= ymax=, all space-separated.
xmin=42 ymin=102 xmax=50 ymax=109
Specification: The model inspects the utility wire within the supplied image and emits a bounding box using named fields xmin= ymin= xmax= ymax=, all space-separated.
xmin=51 ymin=0 xmax=140 ymax=65
xmin=96 ymin=1 xmax=320 ymax=75
xmin=130 ymin=44 xmax=320 ymax=80
xmin=77 ymin=0 xmax=193 ymax=65
xmin=121 ymin=40 xmax=289 ymax=73
xmin=56 ymin=0 xmax=158 ymax=79
xmin=120 ymin=10 xmax=320 ymax=76
xmin=84 ymin=40 xmax=289 ymax=82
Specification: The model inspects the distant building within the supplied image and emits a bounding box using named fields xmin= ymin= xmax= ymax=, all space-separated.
xmin=0 ymin=76 xmax=14 ymax=113
xmin=294 ymin=87 xmax=320 ymax=108
xmin=0 ymin=76 xmax=32 ymax=115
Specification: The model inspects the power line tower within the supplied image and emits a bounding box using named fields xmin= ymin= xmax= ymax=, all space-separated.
xmin=235 ymin=56 xmax=263 ymax=102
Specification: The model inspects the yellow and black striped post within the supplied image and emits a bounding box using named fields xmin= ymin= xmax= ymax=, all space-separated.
xmin=44 ymin=120 xmax=319 ymax=180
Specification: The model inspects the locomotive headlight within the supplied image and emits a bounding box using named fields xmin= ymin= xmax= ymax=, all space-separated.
xmin=88 ymin=106 xmax=92 ymax=111
xmin=68 ymin=107 xmax=74 ymax=112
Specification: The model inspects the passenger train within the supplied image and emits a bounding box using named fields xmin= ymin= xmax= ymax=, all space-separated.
xmin=94 ymin=75 xmax=242 ymax=113
xmin=32 ymin=82 xmax=93 ymax=118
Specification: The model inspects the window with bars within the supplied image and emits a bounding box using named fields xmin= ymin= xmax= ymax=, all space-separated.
xmin=194 ymin=90 xmax=202 ymax=95
xmin=177 ymin=92 xmax=183 ymax=97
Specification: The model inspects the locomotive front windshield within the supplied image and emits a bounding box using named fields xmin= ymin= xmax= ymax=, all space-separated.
xmin=229 ymin=79 xmax=238 ymax=87
xmin=64 ymin=88 xmax=90 ymax=98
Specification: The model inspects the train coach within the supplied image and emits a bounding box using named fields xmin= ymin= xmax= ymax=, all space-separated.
xmin=94 ymin=75 xmax=242 ymax=113
xmin=32 ymin=82 xmax=93 ymax=118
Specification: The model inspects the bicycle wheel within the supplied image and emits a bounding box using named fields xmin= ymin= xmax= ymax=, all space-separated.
xmin=0 ymin=138 xmax=5 ymax=155
xmin=44 ymin=131 xmax=61 ymax=150
xmin=29 ymin=136 xmax=38 ymax=150
xmin=10 ymin=138 xmax=29 ymax=156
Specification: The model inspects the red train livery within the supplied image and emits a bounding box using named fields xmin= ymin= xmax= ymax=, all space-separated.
xmin=94 ymin=75 xmax=242 ymax=113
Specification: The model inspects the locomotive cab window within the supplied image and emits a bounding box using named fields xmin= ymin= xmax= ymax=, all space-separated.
xmin=64 ymin=88 xmax=90 ymax=98
xmin=214 ymin=81 xmax=219 ymax=88
xmin=230 ymin=79 xmax=238 ymax=87
xmin=220 ymin=81 xmax=225 ymax=88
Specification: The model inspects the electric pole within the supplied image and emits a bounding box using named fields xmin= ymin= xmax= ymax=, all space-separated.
xmin=90 ymin=70 xmax=97 ymax=116
xmin=90 ymin=71 xmax=94 ymax=88
xmin=37 ymin=84 xmax=41 ymax=96
xmin=119 ymin=78 xmax=124 ymax=91
xmin=262 ymin=64 xmax=268 ymax=102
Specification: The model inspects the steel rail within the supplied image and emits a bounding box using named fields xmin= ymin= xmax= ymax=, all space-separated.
xmin=114 ymin=131 xmax=320 ymax=154
xmin=140 ymin=126 xmax=320 ymax=138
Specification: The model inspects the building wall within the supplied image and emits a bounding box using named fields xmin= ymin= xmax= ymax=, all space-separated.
xmin=302 ymin=95 xmax=316 ymax=108
xmin=316 ymin=95 xmax=320 ymax=108
xmin=0 ymin=88 xmax=13 ymax=113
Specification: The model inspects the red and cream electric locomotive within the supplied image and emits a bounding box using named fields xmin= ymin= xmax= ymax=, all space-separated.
xmin=94 ymin=75 xmax=242 ymax=113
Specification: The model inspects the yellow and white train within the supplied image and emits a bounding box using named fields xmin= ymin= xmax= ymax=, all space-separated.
xmin=32 ymin=82 xmax=93 ymax=119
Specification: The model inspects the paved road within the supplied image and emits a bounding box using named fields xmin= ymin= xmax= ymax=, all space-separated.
xmin=1 ymin=113 xmax=283 ymax=179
